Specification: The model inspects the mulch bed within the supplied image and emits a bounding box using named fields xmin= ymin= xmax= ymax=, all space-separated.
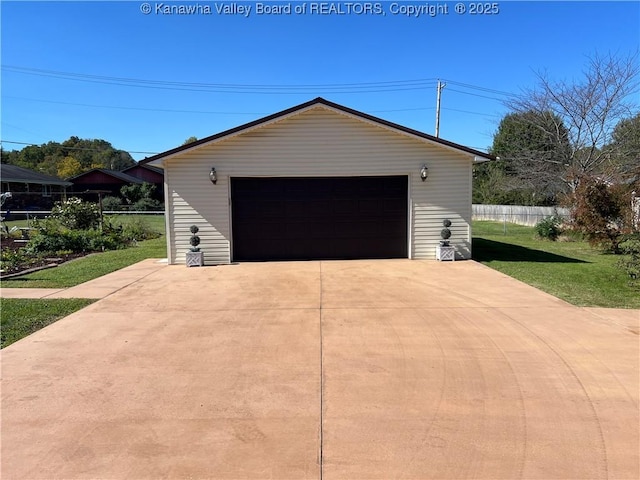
xmin=0 ymin=237 xmax=88 ymax=278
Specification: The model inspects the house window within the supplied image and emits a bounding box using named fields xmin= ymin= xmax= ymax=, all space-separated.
xmin=43 ymin=184 xmax=51 ymax=197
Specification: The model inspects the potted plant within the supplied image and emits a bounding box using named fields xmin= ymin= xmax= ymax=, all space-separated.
xmin=185 ymin=225 xmax=204 ymax=267
xmin=436 ymin=219 xmax=455 ymax=261
xmin=440 ymin=219 xmax=452 ymax=246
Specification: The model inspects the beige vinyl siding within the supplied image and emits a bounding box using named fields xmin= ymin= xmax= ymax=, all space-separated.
xmin=163 ymin=105 xmax=474 ymax=264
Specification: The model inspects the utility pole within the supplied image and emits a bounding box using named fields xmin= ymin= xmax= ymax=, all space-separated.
xmin=435 ymin=80 xmax=446 ymax=138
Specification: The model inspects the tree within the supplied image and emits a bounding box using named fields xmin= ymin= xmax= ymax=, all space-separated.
xmin=487 ymin=110 xmax=571 ymax=204
xmin=182 ymin=136 xmax=198 ymax=145
xmin=608 ymin=113 xmax=640 ymax=178
xmin=1 ymin=137 xmax=136 ymax=178
xmin=120 ymin=182 xmax=161 ymax=211
xmin=506 ymin=52 xmax=639 ymax=191
xmin=57 ymin=156 xmax=83 ymax=179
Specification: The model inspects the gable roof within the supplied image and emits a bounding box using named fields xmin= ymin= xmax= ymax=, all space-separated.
xmin=0 ymin=164 xmax=72 ymax=186
xmin=140 ymin=97 xmax=496 ymax=166
xmin=122 ymin=163 xmax=164 ymax=176
xmin=68 ymin=168 xmax=144 ymax=183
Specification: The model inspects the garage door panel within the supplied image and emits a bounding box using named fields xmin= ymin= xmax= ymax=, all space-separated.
xmin=231 ymin=176 xmax=407 ymax=261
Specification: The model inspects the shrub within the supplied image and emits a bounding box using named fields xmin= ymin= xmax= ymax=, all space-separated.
xmin=49 ymin=197 xmax=100 ymax=230
xmin=132 ymin=197 xmax=162 ymax=211
xmin=109 ymin=216 xmax=162 ymax=242
xmin=535 ymin=215 xmax=563 ymax=241
xmin=569 ymin=177 xmax=634 ymax=253
xmin=121 ymin=183 xmax=162 ymax=211
xmin=0 ymin=248 xmax=32 ymax=273
xmin=618 ymin=233 xmax=640 ymax=281
xmin=101 ymin=196 xmax=124 ymax=212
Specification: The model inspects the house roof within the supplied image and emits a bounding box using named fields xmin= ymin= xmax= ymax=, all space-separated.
xmin=68 ymin=168 xmax=144 ymax=184
xmin=0 ymin=163 xmax=72 ymax=186
xmin=121 ymin=163 xmax=164 ymax=175
xmin=140 ymin=97 xmax=496 ymax=166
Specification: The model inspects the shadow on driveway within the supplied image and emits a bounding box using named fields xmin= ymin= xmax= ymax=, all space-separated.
xmin=473 ymin=237 xmax=588 ymax=263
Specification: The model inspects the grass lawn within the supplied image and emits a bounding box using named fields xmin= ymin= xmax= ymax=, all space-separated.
xmin=1 ymin=298 xmax=95 ymax=348
xmin=472 ymin=221 xmax=640 ymax=309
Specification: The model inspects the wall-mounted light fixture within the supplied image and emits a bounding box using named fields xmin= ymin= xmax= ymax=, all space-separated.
xmin=209 ymin=167 xmax=217 ymax=184
xmin=420 ymin=164 xmax=429 ymax=182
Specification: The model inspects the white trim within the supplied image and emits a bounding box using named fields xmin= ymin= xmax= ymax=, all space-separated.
xmin=163 ymin=172 xmax=173 ymax=265
xmin=227 ymin=180 xmax=234 ymax=263
xmin=407 ymin=174 xmax=413 ymax=259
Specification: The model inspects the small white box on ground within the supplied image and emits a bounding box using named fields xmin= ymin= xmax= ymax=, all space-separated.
xmin=186 ymin=251 xmax=204 ymax=267
xmin=436 ymin=245 xmax=456 ymax=261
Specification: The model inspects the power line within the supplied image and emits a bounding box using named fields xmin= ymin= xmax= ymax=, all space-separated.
xmin=442 ymin=79 xmax=517 ymax=98
xmin=446 ymin=88 xmax=509 ymax=102
xmin=5 ymin=95 xmax=444 ymax=116
xmin=2 ymin=65 xmax=439 ymax=94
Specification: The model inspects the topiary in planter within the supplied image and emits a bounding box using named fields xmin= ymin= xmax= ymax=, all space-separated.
xmin=440 ymin=219 xmax=452 ymax=246
xmin=189 ymin=225 xmax=201 ymax=252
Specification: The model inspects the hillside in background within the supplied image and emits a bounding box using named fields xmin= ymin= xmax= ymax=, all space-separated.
xmin=1 ymin=137 xmax=135 ymax=179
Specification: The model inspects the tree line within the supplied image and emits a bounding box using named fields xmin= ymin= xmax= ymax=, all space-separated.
xmin=1 ymin=136 xmax=136 ymax=179
xmin=474 ymin=51 xmax=639 ymax=206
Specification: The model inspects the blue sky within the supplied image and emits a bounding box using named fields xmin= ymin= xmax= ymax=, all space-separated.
xmin=1 ymin=1 xmax=638 ymax=161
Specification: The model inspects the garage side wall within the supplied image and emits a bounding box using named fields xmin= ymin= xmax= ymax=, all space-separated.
xmin=164 ymin=107 xmax=473 ymax=264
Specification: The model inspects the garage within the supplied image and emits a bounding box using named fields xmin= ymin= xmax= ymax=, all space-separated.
xmin=142 ymin=97 xmax=494 ymax=265
xmin=231 ymin=176 xmax=408 ymax=261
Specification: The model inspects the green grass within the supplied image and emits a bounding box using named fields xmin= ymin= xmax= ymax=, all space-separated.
xmin=472 ymin=221 xmax=640 ymax=308
xmin=1 ymin=298 xmax=95 ymax=348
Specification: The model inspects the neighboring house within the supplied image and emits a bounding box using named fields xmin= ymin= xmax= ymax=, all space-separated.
xmin=142 ymin=97 xmax=494 ymax=265
xmin=68 ymin=168 xmax=143 ymax=198
xmin=121 ymin=164 xmax=164 ymax=200
xmin=0 ymin=163 xmax=72 ymax=210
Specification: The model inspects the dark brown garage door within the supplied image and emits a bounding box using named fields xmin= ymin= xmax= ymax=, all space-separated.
xmin=231 ymin=176 xmax=408 ymax=261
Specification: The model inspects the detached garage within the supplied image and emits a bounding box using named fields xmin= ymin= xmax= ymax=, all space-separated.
xmin=142 ymin=98 xmax=493 ymax=265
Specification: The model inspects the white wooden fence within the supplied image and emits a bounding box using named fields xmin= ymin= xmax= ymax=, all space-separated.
xmin=472 ymin=204 xmax=570 ymax=226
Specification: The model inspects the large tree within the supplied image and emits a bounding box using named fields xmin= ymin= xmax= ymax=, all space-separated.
xmin=608 ymin=113 xmax=640 ymax=178
xmin=506 ymin=51 xmax=639 ymax=190
xmin=488 ymin=110 xmax=571 ymax=204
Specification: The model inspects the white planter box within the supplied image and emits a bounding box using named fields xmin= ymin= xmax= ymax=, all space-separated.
xmin=186 ymin=251 xmax=204 ymax=267
xmin=436 ymin=245 xmax=456 ymax=261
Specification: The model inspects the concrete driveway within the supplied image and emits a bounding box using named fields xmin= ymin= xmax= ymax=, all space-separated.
xmin=1 ymin=260 xmax=638 ymax=479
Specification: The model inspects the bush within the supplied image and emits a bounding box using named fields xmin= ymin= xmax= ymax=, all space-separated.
xmin=101 ymin=196 xmax=124 ymax=212
xmin=569 ymin=177 xmax=632 ymax=253
xmin=618 ymin=233 xmax=640 ymax=281
xmin=535 ymin=215 xmax=563 ymax=241
xmin=132 ymin=197 xmax=162 ymax=211
xmin=107 ymin=216 xmax=162 ymax=242
xmin=121 ymin=183 xmax=162 ymax=211
xmin=0 ymin=248 xmax=32 ymax=273
xmin=49 ymin=197 xmax=100 ymax=230
xmin=26 ymin=216 xmax=132 ymax=255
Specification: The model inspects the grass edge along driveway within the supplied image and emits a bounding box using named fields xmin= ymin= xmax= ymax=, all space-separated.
xmin=1 ymin=298 xmax=95 ymax=349
xmin=473 ymin=221 xmax=640 ymax=309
